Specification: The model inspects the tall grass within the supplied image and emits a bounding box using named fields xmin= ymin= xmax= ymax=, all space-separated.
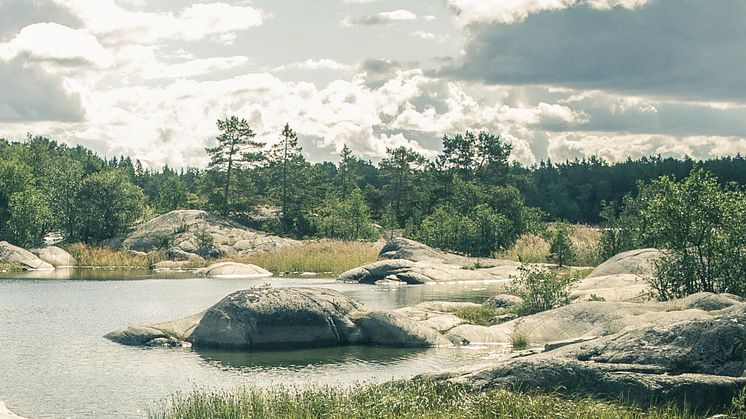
xmin=454 ymin=306 xmax=506 ymax=326
xmin=64 ymin=243 xmax=166 ymax=269
xmin=499 ymin=225 xmax=602 ymax=267
xmin=237 ymin=240 xmax=381 ymax=275
xmin=148 ymin=381 xmax=703 ymax=419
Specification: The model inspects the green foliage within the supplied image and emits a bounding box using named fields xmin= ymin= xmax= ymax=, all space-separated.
xmin=6 ymin=188 xmax=51 ymax=248
xmin=416 ymin=204 xmax=511 ymax=257
xmin=511 ymin=332 xmax=530 ymax=350
xmin=454 ymin=306 xmax=504 ymax=326
xmin=75 ymin=170 xmax=146 ymax=243
xmin=548 ymin=222 xmax=575 ymax=267
xmin=205 ymin=116 xmax=265 ymax=215
xmin=195 ymin=228 xmax=214 ymax=248
xmin=314 ymin=189 xmax=378 ymax=241
xmin=510 ymin=266 xmax=579 ymax=316
xmin=156 ymin=176 xmax=189 ymax=213
xmin=603 ymin=169 xmax=746 ymax=299
xmin=149 ymin=381 xmax=703 ymax=419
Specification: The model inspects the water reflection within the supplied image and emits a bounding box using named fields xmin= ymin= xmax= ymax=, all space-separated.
xmin=196 ymin=345 xmax=427 ymax=370
xmin=0 ymin=268 xmax=194 ymax=280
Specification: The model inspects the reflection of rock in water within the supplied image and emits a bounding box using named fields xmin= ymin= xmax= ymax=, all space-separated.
xmin=0 ymin=268 xmax=193 ymax=281
xmin=195 ymin=345 xmax=428 ymax=370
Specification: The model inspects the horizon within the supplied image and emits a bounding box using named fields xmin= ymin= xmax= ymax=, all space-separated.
xmin=1 ymin=0 xmax=745 ymax=169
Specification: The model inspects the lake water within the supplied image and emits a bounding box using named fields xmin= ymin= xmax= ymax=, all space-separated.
xmin=0 ymin=272 xmax=510 ymax=418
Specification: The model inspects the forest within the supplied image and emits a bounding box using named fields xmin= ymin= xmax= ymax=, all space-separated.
xmin=2 ymin=116 xmax=746 ymax=259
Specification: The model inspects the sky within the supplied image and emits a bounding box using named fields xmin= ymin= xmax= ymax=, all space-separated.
xmin=0 ymin=0 xmax=745 ymax=168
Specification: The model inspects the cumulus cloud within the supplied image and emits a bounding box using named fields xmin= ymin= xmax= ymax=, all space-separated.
xmin=50 ymin=0 xmax=266 ymax=45
xmin=0 ymin=22 xmax=113 ymax=68
xmin=410 ymin=31 xmax=449 ymax=43
xmin=446 ymin=0 xmax=746 ymax=103
xmin=446 ymin=0 xmax=650 ymax=25
xmin=342 ymin=9 xmax=418 ymax=26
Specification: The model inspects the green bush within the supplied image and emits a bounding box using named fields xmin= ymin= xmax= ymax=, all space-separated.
xmin=510 ymin=266 xmax=579 ymax=316
xmin=548 ymin=222 xmax=575 ymax=267
xmin=454 ymin=306 xmax=504 ymax=326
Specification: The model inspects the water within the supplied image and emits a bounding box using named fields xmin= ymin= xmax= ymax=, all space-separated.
xmin=0 ymin=272 xmax=509 ymax=418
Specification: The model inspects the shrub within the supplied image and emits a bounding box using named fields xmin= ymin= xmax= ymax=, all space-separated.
xmin=454 ymin=306 xmax=504 ymax=326
xmin=510 ymin=266 xmax=579 ymax=316
xmin=548 ymin=222 xmax=575 ymax=267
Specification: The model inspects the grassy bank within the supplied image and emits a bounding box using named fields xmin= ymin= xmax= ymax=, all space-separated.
xmin=498 ymin=225 xmax=601 ymax=266
xmin=148 ymin=381 xmax=714 ymax=419
xmin=0 ymin=262 xmax=23 ymax=272
xmin=236 ymin=240 xmax=381 ymax=275
xmin=64 ymin=244 xmax=166 ymax=269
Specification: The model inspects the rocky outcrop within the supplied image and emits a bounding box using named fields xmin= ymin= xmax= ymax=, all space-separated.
xmin=195 ymin=262 xmax=272 ymax=278
xmin=421 ymin=304 xmax=746 ymax=409
xmin=483 ymin=294 xmax=523 ymax=309
xmin=30 ymin=246 xmax=76 ymax=267
xmin=106 ymin=287 xmax=448 ymax=350
xmin=120 ymin=210 xmax=298 ymax=256
xmin=571 ymin=248 xmax=664 ymax=302
xmin=0 ymin=241 xmax=54 ymax=271
xmin=339 ymin=238 xmax=523 ymax=284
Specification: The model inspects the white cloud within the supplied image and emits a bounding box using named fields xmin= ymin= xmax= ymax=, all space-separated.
xmin=51 ymin=0 xmax=266 ymax=44
xmin=446 ymin=0 xmax=650 ymax=25
xmin=0 ymin=22 xmax=113 ymax=68
xmin=274 ymin=58 xmax=353 ymax=73
xmin=342 ymin=9 xmax=418 ymax=26
xmin=410 ymin=31 xmax=449 ymax=42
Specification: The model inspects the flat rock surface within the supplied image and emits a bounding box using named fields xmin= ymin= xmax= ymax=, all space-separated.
xmin=195 ymin=262 xmax=273 ymax=278
xmin=0 ymin=241 xmax=54 ymax=271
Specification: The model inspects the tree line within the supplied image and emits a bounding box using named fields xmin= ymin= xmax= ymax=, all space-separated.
xmin=2 ymin=118 xmax=746 ymax=258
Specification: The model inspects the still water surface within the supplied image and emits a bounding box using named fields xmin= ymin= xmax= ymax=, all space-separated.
xmin=0 ymin=271 xmax=508 ymax=418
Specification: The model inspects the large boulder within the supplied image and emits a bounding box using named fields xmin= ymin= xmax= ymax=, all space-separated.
xmin=422 ymin=307 xmax=746 ymax=409
xmin=586 ymin=248 xmax=662 ymax=279
xmin=121 ymin=210 xmax=298 ymax=256
xmin=571 ymin=248 xmax=664 ymax=302
xmin=190 ymin=288 xmax=364 ymax=350
xmin=0 ymin=241 xmax=54 ymax=271
xmin=195 ymin=262 xmax=272 ymax=278
xmin=30 ymin=246 xmax=76 ymax=267
xmin=350 ymin=311 xmax=451 ymax=347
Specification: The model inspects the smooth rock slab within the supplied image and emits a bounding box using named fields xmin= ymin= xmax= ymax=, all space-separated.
xmin=195 ymin=262 xmax=272 ymax=278
xmin=29 ymin=246 xmax=76 ymax=267
xmin=0 ymin=241 xmax=54 ymax=271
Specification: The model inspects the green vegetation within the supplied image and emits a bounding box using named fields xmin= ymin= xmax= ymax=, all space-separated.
xmin=510 ymin=266 xmax=579 ymax=316
xmin=548 ymin=222 xmax=575 ymax=267
xmin=0 ymin=262 xmax=23 ymax=272
xmin=64 ymin=244 xmax=165 ymax=269
xmin=454 ymin=306 xmax=505 ymax=326
xmin=2 ymin=123 xmax=746 ymax=283
xmin=148 ymin=381 xmax=709 ymax=419
xmin=510 ymin=332 xmax=530 ymax=350
xmin=599 ymin=169 xmax=746 ymax=300
xmin=237 ymin=241 xmax=381 ymax=275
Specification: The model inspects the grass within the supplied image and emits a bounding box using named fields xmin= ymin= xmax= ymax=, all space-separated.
xmin=236 ymin=240 xmax=381 ymax=276
xmin=454 ymin=306 xmax=506 ymax=326
xmin=0 ymin=262 xmax=23 ymax=272
xmin=498 ymin=224 xmax=602 ymax=267
xmin=64 ymin=243 xmax=167 ymax=269
xmin=511 ymin=332 xmax=530 ymax=350
xmin=148 ymin=381 xmax=708 ymax=419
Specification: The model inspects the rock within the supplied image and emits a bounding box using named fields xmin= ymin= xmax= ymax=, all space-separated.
xmin=586 ymin=248 xmax=662 ymax=279
xmin=351 ymin=311 xmax=451 ymax=347
xmin=106 ymin=287 xmax=458 ymax=351
xmin=195 ymin=262 xmax=272 ymax=278
xmin=483 ymin=294 xmax=523 ymax=309
xmin=445 ymin=324 xmax=512 ymax=345
xmin=166 ymin=247 xmax=204 ymax=262
xmin=492 ymin=313 xmax=518 ymax=323
xmin=29 ymin=246 xmax=76 ymax=267
xmin=121 ymin=210 xmax=298 ymax=254
xmin=339 ymin=238 xmax=525 ymax=284
xmin=543 ymin=336 xmax=598 ymax=352
xmin=0 ymin=241 xmax=54 ymax=271
xmin=668 ymin=292 xmax=744 ymax=311
xmin=190 ymin=288 xmax=364 ymax=350
xmin=421 ymin=308 xmax=746 ymax=409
